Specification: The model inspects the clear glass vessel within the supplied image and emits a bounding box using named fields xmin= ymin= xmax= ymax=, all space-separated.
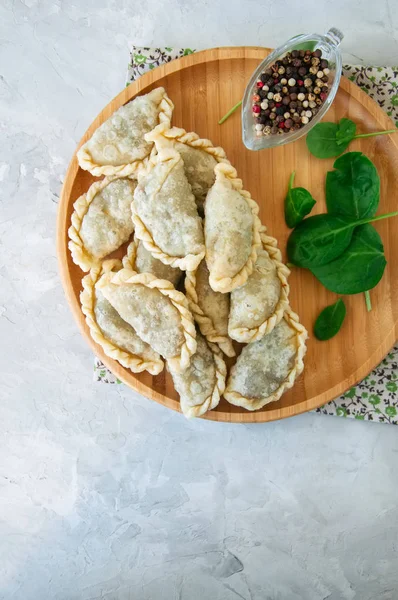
xmin=242 ymin=28 xmax=344 ymax=151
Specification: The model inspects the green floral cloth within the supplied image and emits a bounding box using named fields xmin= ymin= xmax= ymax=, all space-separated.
xmin=94 ymin=46 xmax=398 ymax=425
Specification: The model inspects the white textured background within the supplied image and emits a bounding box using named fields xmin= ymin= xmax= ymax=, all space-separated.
xmin=1 ymin=2 xmax=398 ymax=599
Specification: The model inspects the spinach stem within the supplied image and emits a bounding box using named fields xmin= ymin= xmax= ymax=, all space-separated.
xmin=354 ymin=129 xmax=398 ymax=140
xmin=364 ymin=290 xmax=372 ymax=312
xmin=289 ymin=171 xmax=295 ymax=189
xmin=362 ymin=210 xmax=398 ymax=224
xmin=218 ymin=100 xmax=242 ymax=125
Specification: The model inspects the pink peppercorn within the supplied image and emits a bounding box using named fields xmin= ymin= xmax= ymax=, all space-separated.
xmin=275 ymin=102 xmax=282 ymax=107
xmin=320 ymin=92 xmax=327 ymax=101
xmin=252 ymin=104 xmax=261 ymax=113
xmin=278 ymin=121 xmax=285 ymax=128
xmin=297 ymin=79 xmax=304 ymax=86
xmin=256 ymin=81 xmax=264 ymax=88
xmin=252 ymin=94 xmax=260 ymax=101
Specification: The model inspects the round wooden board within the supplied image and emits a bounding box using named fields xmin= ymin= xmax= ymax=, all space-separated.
xmin=58 ymin=47 xmax=398 ymax=423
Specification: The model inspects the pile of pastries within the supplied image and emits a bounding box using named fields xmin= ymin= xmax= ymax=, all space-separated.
xmin=69 ymin=87 xmax=308 ymax=418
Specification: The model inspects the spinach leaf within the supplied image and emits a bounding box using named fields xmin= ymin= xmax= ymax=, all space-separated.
xmin=287 ymin=214 xmax=357 ymax=268
xmin=314 ymin=298 xmax=346 ymax=341
xmin=284 ymin=171 xmax=316 ymax=228
xmin=326 ymin=152 xmax=380 ymax=219
xmin=292 ymin=41 xmax=317 ymax=51
xmin=306 ymin=121 xmax=352 ymax=159
xmin=310 ymin=224 xmax=387 ymax=294
xmin=306 ymin=118 xmax=398 ymax=159
xmin=335 ymin=118 xmax=356 ymax=146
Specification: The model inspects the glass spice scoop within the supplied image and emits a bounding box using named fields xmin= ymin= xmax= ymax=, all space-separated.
xmin=241 ymin=28 xmax=344 ymax=151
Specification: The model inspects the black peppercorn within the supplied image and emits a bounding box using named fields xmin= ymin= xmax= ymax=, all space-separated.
xmin=274 ymin=84 xmax=282 ymax=92
xmin=320 ymin=59 xmax=329 ymax=69
xmin=263 ymin=109 xmax=271 ymax=118
xmin=292 ymin=58 xmax=302 ymax=67
xmin=289 ymin=93 xmax=298 ymax=101
xmin=305 ymin=49 xmax=312 ymax=55
xmin=289 ymin=100 xmax=298 ymax=109
xmin=259 ymin=115 xmax=267 ymax=124
xmin=298 ymin=66 xmax=307 ymax=77
xmin=299 ymin=87 xmax=306 ymax=93
xmin=291 ymin=50 xmax=299 ymax=58
xmin=289 ymin=86 xmax=298 ymax=94
xmin=269 ymin=101 xmax=276 ymax=109
xmin=260 ymin=73 xmax=268 ymax=83
xmin=259 ymin=89 xmax=267 ymax=99
xmin=276 ymin=106 xmax=285 ymax=115
xmin=293 ymin=115 xmax=301 ymax=123
xmin=321 ymin=86 xmax=328 ymax=93
xmin=282 ymin=96 xmax=290 ymax=105
xmin=313 ymin=49 xmax=322 ymax=58
xmin=276 ymin=115 xmax=284 ymax=123
xmin=285 ymin=118 xmax=293 ymax=129
xmin=299 ymin=50 xmax=305 ymax=57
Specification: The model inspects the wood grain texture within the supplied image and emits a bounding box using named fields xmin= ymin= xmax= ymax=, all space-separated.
xmin=57 ymin=47 xmax=398 ymax=423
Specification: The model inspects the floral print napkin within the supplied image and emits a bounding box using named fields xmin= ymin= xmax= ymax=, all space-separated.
xmin=94 ymin=46 xmax=398 ymax=425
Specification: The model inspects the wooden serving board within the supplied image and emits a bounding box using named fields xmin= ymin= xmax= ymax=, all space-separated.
xmin=57 ymin=47 xmax=398 ymax=423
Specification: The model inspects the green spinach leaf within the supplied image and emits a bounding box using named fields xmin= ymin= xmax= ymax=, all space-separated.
xmin=284 ymin=171 xmax=316 ymax=228
xmin=287 ymin=214 xmax=357 ymax=268
xmin=326 ymin=152 xmax=380 ymax=219
xmin=335 ymin=118 xmax=356 ymax=146
xmin=306 ymin=121 xmax=352 ymax=159
xmin=306 ymin=118 xmax=398 ymax=159
xmin=310 ymin=224 xmax=387 ymax=294
xmin=314 ymin=298 xmax=346 ymax=341
xmin=292 ymin=41 xmax=317 ymax=51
